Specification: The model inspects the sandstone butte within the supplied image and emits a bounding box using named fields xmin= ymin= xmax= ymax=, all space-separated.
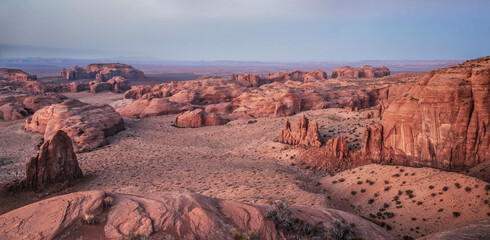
xmin=0 ymin=190 xmax=397 ymax=240
xmin=331 ymin=65 xmax=390 ymax=78
xmin=278 ymin=115 xmax=322 ymax=147
xmin=61 ymin=63 xmax=145 ymax=81
xmin=25 ymin=99 xmax=125 ymax=153
xmin=362 ymin=56 xmax=490 ymax=170
xmin=24 ymin=130 xmax=83 ymax=192
xmin=174 ymin=109 xmax=225 ymax=128
xmin=0 ymin=68 xmax=37 ymax=82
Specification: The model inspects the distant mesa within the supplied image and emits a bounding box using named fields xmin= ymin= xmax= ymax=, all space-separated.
xmin=0 ymin=68 xmax=37 ymax=82
xmin=331 ymin=65 xmax=390 ymax=78
xmin=362 ymin=56 xmax=490 ymax=170
xmin=61 ymin=63 xmax=145 ymax=81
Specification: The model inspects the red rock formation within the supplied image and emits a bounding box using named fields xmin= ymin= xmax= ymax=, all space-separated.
xmin=117 ymin=98 xmax=193 ymax=118
xmin=233 ymin=73 xmax=262 ymax=87
xmin=267 ymin=70 xmax=328 ymax=83
xmin=24 ymin=130 xmax=82 ymax=192
xmin=69 ymin=81 xmax=90 ymax=92
xmin=107 ymin=76 xmax=131 ymax=93
xmin=279 ymin=116 xmax=321 ymax=147
xmin=0 ymin=94 xmax=63 ymax=120
xmin=174 ymin=109 xmax=225 ymax=128
xmin=0 ymin=103 xmax=29 ymax=120
xmin=325 ymin=136 xmax=350 ymax=159
xmin=0 ymin=68 xmax=37 ymax=81
xmin=331 ymin=65 xmax=390 ymax=78
xmin=361 ymin=124 xmax=384 ymax=162
xmin=25 ymin=99 xmax=125 ymax=152
xmin=362 ymin=56 xmax=490 ymax=170
xmin=366 ymin=111 xmax=374 ymax=119
xmin=0 ymin=191 xmax=397 ymax=240
xmin=89 ymin=81 xmax=112 ymax=93
xmin=61 ymin=63 xmax=145 ymax=81
xmin=124 ymin=85 xmax=151 ymax=99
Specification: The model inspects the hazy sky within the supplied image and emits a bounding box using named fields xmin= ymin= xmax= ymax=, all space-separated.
xmin=1 ymin=0 xmax=489 ymax=61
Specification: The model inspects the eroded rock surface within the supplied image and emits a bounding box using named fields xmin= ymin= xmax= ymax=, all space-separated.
xmin=331 ymin=65 xmax=390 ymax=78
xmin=24 ymin=130 xmax=83 ymax=192
xmin=61 ymin=63 xmax=145 ymax=81
xmin=174 ymin=109 xmax=225 ymax=128
xmin=279 ymin=116 xmax=321 ymax=147
xmin=0 ymin=191 xmax=397 ymax=240
xmin=25 ymin=99 xmax=125 ymax=152
xmin=0 ymin=68 xmax=37 ymax=82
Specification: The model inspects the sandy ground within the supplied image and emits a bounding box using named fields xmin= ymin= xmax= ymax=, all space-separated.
xmin=0 ymin=92 xmax=488 ymax=239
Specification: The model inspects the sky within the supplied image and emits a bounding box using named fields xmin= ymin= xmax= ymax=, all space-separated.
xmin=0 ymin=0 xmax=489 ymax=61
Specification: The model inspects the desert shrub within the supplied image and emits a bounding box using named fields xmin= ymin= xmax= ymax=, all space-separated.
xmin=385 ymin=224 xmax=392 ymax=230
xmin=82 ymin=213 xmax=96 ymax=225
xmin=429 ymin=185 xmax=434 ymax=189
xmin=332 ymin=180 xmax=338 ymax=184
xmin=438 ymin=208 xmax=444 ymax=212
xmin=267 ymin=201 xmax=292 ymax=230
xmin=357 ymin=180 xmax=363 ymax=185
xmin=384 ymin=180 xmax=390 ymax=184
xmin=485 ymin=184 xmax=490 ymax=191
xmin=230 ymin=228 xmax=258 ymax=240
xmin=338 ymin=178 xmax=345 ymax=182
xmin=400 ymin=169 xmax=404 ymax=172
xmin=403 ymin=236 xmax=414 ymax=240
xmin=384 ymin=186 xmax=391 ymax=191
xmin=442 ymin=186 xmax=448 ymax=191
xmin=366 ymin=179 xmax=375 ymax=185
xmin=452 ymin=212 xmax=461 ymax=217
xmin=417 ymin=201 xmax=423 ymax=205
xmin=392 ymin=174 xmax=400 ymax=177
xmin=361 ymin=189 xmax=366 ymax=193
xmin=368 ymin=199 xmax=374 ymax=204
xmin=374 ymin=193 xmax=379 ymax=197
xmin=431 ymin=193 xmax=436 ymax=197
xmin=398 ymin=190 xmax=403 ymax=196
xmin=384 ymin=212 xmax=395 ymax=218
xmin=464 ymin=187 xmax=471 ymax=192
xmin=122 ymin=234 xmax=148 ymax=240
xmin=383 ymin=203 xmax=390 ymax=208
xmin=103 ymin=196 xmax=114 ymax=207
xmin=351 ymin=191 xmax=357 ymax=195
xmin=455 ymin=183 xmax=461 ymax=189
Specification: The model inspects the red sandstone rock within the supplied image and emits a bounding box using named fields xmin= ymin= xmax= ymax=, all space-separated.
xmin=117 ymin=98 xmax=193 ymax=118
xmin=107 ymin=76 xmax=131 ymax=93
xmin=69 ymin=81 xmax=90 ymax=92
xmin=331 ymin=65 xmax=390 ymax=78
xmin=24 ymin=130 xmax=82 ymax=192
xmin=124 ymin=85 xmax=151 ymax=99
xmin=366 ymin=111 xmax=374 ymax=119
xmin=325 ymin=136 xmax=350 ymax=160
xmin=0 ymin=68 xmax=37 ymax=82
xmin=174 ymin=109 xmax=225 ymax=128
xmin=279 ymin=116 xmax=321 ymax=147
xmin=0 ymin=103 xmax=29 ymax=120
xmin=362 ymin=56 xmax=490 ymax=170
xmin=267 ymin=70 xmax=328 ymax=83
xmin=0 ymin=191 xmax=397 ymax=240
xmin=61 ymin=63 xmax=145 ymax=81
xmin=25 ymin=99 xmax=125 ymax=152
xmin=89 ymin=80 xmax=112 ymax=93
xmin=233 ymin=73 xmax=262 ymax=87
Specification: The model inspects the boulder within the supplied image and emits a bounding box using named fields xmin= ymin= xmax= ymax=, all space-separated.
xmin=107 ymin=76 xmax=131 ymax=93
xmin=362 ymin=56 xmax=490 ymax=170
xmin=89 ymin=81 xmax=112 ymax=93
xmin=24 ymin=130 xmax=82 ymax=192
xmin=331 ymin=65 xmax=390 ymax=78
xmin=279 ymin=115 xmax=321 ymax=147
xmin=232 ymin=73 xmax=262 ymax=87
xmin=25 ymin=99 xmax=125 ymax=152
xmin=174 ymin=109 xmax=225 ymax=128
xmin=0 ymin=191 xmax=397 ymax=240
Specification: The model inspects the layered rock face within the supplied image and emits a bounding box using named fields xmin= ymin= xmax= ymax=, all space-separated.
xmin=267 ymin=70 xmax=328 ymax=83
xmin=331 ymin=65 xmax=390 ymax=78
xmin=0 ymin=94 xmax=63 ymax=121
xmin=362 ymin=56 xmax=490 ymax=170
xmin=0 ymin=191 xmax=396 ymax=240
xmin=25 ymin=99 xmax=125 ymax=152
xmin=24 ymin=130 xmax=82 ymax=192
xmin=174 ymin=109 xmax=225 ymax=128
xmin=0 ymin=68 xmax=37 ymax=82
xmin=325 ymin=136 xmax=350 ymax=160
xmin=117 ymin=98 xmax=193 ymax=118
xmin=61 ymin=63 xmax=145 ymax=81
xmin=232 ymin=73 xmax=262 ymax=87
xmin=279 ymin=116 xmax=321 ymax=147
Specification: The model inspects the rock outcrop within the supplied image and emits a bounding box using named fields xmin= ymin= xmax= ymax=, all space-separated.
xmin=0 ymin=68 xmax=37 ymax=82
xmin=325 ymin=136 xmax=350 ymax=160
xmin=25 ymin=99 xmax=125 ymax=152
xmin=89 ymin=81 xmax=112 ymax=93
xmin=174 ymin=109 xmax=225 ymax=128
xmin=331 ymin=65 xmax=390 ymax=78
xmin=107 ymin=76 xmax=131 ymax=93
xmin=61 ymin=63 xmax=145 ymax=81
xmin=267 ymin=70 xmax=328 ymax=83
xmin=0 ymin=191 xmax=397 ymax=240
xmin=0 ymin=94 xmax=63 ymax=121
xmin=232 ymin=73 xmax=262 ymax=87
xmin=24 ymin=130 xmax=82 ymax=192
xmin=279 ymin=116 xmax=321 ymax=147
xmin=362 ymin=56 xmax=490 ymax=170
xmin=117 ymin=98 xmax=193 ymax=118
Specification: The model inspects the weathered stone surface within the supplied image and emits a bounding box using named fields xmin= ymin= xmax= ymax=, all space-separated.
xmin=0 ymin=103 xmax=29 ymax=120
xmin=89 ymin=81 xmax=112 ymax=93
xmin=0 ymin=68 xmax=37 ymax=82
xmin=331 ymin=65 xmax=390 ymax=78
xmin=362 ymin=56 xmax=490 ymax=170
xmin=69 ymin=81 xmax=90 ymax=92
xmin=61 ymin=63 xmax=145 ymax=81
xmin=117 ymin=98 xmax=193 ymax=118
xmin=279 ymin=116 xmax=321 ymax=147
xmin=174 ymin=109 xmax=225 ymax=128
xmin=0 ymin=191 xmax=397 ymax=240
xmin=25 ymin=99 xmax=125 ymax=152
xmin=267 ymin=70 xmax=328 ymax=83
xmin=325 ymin=136 xmax=350 ymax=160
xmin=107 ymin=76 xmax=131 ymax=93
xmin=232 ymin=73 xmax=262 ymax=87
xmin=24 ymin=130 xmax=83 ymax=191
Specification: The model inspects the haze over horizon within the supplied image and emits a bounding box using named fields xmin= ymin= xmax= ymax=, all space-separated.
xmin=1 ymin=0 xmax=489 ymax=61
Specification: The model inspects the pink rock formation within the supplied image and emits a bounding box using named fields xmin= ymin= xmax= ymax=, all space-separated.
xmin=267 ymin=70 xmax=328 ymax=83
xmin=107 ymin=76 xmax=131 ymax=93
xmin=89 ymin=81 xmax=112 ymax=93
xmin=174 ymin=109 xmax=225 ymax=128
xmin=0 ymin=94 xmax=63 ymax=120
xmin=279 ymin=116 xmax=321 ymax=147
xmin=232 ymin=73 xmax=262 ymax=87
xmin=25 ymin=99 xmax=125 ymax=152
xmin=331 ymin=65 xmax=390 ymax=78
xmin=0 ymin=68 xmax=37 ymax=81
xmin=0 ymin=191 xmax=397 ymax=240
xmin=362 ymin=56 xmax=490 ymax=170
xmin=0 ymin=103 xmax=29 ymax=120
xmin=61 ymin=63 xmax=145 ymax=81
xmin=24 ymin=130 xmax=82 ymax=192
xmin=69 ymin=81 xmax=90 ymax=92
xmin=325 ymin=136 xmax=350 ymax=160
xmin=123 ymin=85 xmax=151 ymax=99
xmin=117 ymin=98 xmax=193 ymax=118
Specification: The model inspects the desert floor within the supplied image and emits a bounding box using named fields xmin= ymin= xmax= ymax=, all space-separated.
xmin=1 ymin=92 xmax=488 ymax=239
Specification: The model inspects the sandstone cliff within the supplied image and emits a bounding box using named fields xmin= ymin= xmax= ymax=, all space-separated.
xmin=61 ymin=63 xmax=145 ymax=81
xmin=331 ymin=65 xmax=390 ymax=78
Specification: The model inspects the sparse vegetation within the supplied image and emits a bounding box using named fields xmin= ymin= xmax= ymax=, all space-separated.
xmin=452 ymin=212 xmax=461 ymax=217
xmin=82 ymin=213 xmax=96 ymax=225
xmin=339 ymin=178 xmax=345 ymax=182
xmin=103 ymin=196 xmax=114 ymax=207
xmin=485 ymin=184 xmax=490 ymax=191
xmin=361 ymin=189 xmax=366 ymax=193
xmin=368 ymin=199 xmax=374 ymax=204
xmin=442 ymin=186 xmax=448 ymax=191
xmin=429 ymin=185 xmax=434 ymax=189
xmin=122 ymin=234 xmax=148 ymax=240
xmin=464 ymin=187 xmax=472 ymax=192
xmin=230 ymin=228 xmax=258 ymax=240
xmin=455 ymin=183 xmax=461 ymax=189
xmin=357 ymin=180 xmax=363 ymax=185
xmin=384 ymin=186 xmax=391 ymax=191
xmin=351 ymin=191 xmax=357 ymax=195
